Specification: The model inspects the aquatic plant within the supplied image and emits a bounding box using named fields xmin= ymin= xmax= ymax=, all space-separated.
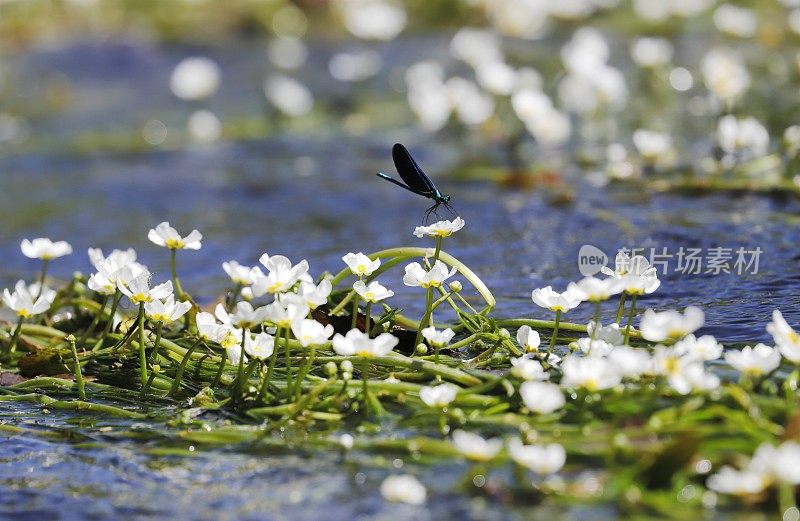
xmin=2 ymin=212 xmax=800 ymax=518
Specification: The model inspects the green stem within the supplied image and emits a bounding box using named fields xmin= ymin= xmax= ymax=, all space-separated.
xmin=364 ymin=302 xmax=372 ymax=337
xmin=34 ymin=259 xmax=49 ymax=301
xmin=615 ymin=292 xmax=627 ymax=324
xmin=7 ymin=318 xmax=23 ymax=354
xmin=623 ymin=294 xmax=638 ymax=346
xmin=211 ymin=344 xmax=227 ymax=388
xmin=284 ymin=327 xmax=293 ymax=397
xmin=79 ymin=295 xmax=108 ymax=346
xmin=227 ymin=283 xmax=242 ymax=312
xmin=169 ymin=337 xmax=202 ymax=396
xmin=68 ymin=335 xmax=86 ymax=400
xmin=261 ymin=327 xmax=281 ymax=401
xmin=592 ymin=301 xmax=601 ymax=340
xmin=96 ymin=290 xmax=122 ymax=348
xmin=433 ymin=236 xmax=443 ymax=262
xmin=414 ymin=286 xmax=435 ymax=348
xmin=149 ymin=322 xmax=163 ymax=362
xmin=170 ymin=248 xmax=184 ymax=298
xmin=351 ymin=293 xmax=360 ymax=330
xmin=361 ymin=356 xmax=370 ymax=403
xmin=137 ymin=303 xmax=148 ymax=397
xmin=235 ymin=328 xmax=247 ymax=400
xmin=295 ymin=344 xmax=317 ymax=401
xmin=548 ymin=310 xmax=562 ymax=354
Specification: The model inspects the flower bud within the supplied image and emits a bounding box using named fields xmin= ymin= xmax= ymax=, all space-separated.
xmin=325 ymin=361 xmax=338 ymax=377
xmin=448 ymin=281 xmax=462 ymax=293
xmin=498 ymin=328 xmax=510 ymax=340
xmin=341 ymin=360 xmax=354 ymax=373
xmin=415 ymin=343 xmax=428 ymax=355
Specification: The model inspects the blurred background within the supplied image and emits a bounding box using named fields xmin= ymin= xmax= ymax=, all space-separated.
xmin=1 ymin=0 xmax=799 ymax=342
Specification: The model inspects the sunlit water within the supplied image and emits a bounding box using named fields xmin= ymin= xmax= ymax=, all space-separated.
xmin=0 ymin=40 xmax=796 ymax=520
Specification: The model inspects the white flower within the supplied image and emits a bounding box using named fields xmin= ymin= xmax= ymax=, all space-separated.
xmin=560 ymin=355 xmax=621 ymax=391
xmin=767 ymin=309 xmax=800 ymax=363
xmin=263 ymin=295 xmax=309 ymax=329
xmin=639 ymin=306 xmax=704 ymax=342
xmin=421 ymin=327 xmax=455 ymax=348
xmin=88 ymin=248 xmax=137 ymax=271
xmin=519 ymin=381 xmax=565 ymax=414
xmin=144 ymin=295 xmax=191 ymax=324
xmin=251 ymin=254 xmax=309 ymax=296
xmin=630 ymin=37 xmax=673 ymax=68
xmin=296 ymin=279 xmax=332 ymax=310
xmin=117 ymin=274 xmax=172 ymax=305
xmin=452 ymin=430 xmax=502 ymax=462
xmin=516 ymin=325 xmax=541 ymax=353
xmin=607 ymin=347 xmax=652 ymax=379
xmin=380 ymin=475 xmax=426 ymax=505
xmin=87 ymin=271 xmax=118 ymax=296
xmin=222 ymin=261 xmax=257 ymax=286
xmin=707 ymin=466 xmax=768 ymax=495
xmin=291 ymin=319 xmax=334 ymax=347
xmin=713 ymin=4 xmax=758 ymax=38
xmin=632 ymin=129 xmax=674 ymax=164
xmin=245 ymin=332 xmax=275 ymax=360
xmin=342 ymin=252 xmax=381 ymax=277
xmin=170 ymin=57 xmax=221 ymax=101
xmin=403 ymin=261 xmax=457 ymax=289
xmin=576 ymin=322 xmax=624 ymax=356
xmin=701 ymin=48 xmax=750 ymax=106
xmin=196 ymin=311 xmax=228 ymax=343
xmin=724 ymin=344 xmax=781 ymax=377
xmin=353 ymin=280 xmax=393 ymax=303
xmin=338 ymin=0 xmax=407 ymax=41
xmin=717 ymin=115 xmax=769 ymax=158
xmin=508 ymin=439 xmax=566 ymax=475
xmin=619 ymin=271 xmax=661 ymax=296
xmin=147 ymin=222 xmax=202 ymax=250
xmin=419 ymin=382 xmax=458 ymax=408
xmin=215 ymin=302 xmax=269 ymax=330
xmin=226 ymin=343 xmax=247 ymax=366
xmin=568 ymin=277 xmax=622 ymax=302
xmin=510 ymin=356 xmax=547 ymax=381
xmin=89 ymin=249 xmax=146 ymax=295
xmin=264 ymin=75 xmax=314 ymax=117
xmin=708 ymin=441 xmax=800 ymax=496
xmin=2 ymin=281 xmax=56 ymax=318
xmin=21 ymin=238 xmax=72 ymax=260
xmin=531 ymin=286 xmax=582 ymax=313
xmin=675 ymin=363 xmax=720 ymax=395
xmin=332 ymin=329 xmax=398 ymax=357
xmin=771 ymin=442 xmax=800 ymax=484
xmin=673 ymin=334 xmax=723 ymax=361
xmin=413 ymin=217 xmax=465 ymax=238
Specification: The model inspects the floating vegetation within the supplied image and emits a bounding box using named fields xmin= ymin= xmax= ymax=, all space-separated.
xmin=1 ymin=213 xmax=799 ymax=518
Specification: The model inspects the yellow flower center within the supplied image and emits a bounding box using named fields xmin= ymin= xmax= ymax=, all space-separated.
xmin=131 ymin=293 xmax=152 ymax=304
xmin=17 ymin=309 xmax=31 ymax=318
xmin=165 ymin=239 xmax=185 ymax=249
